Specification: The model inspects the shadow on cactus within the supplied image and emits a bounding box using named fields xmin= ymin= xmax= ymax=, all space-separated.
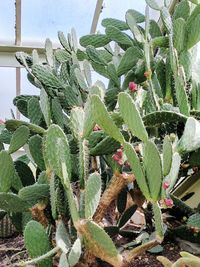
xmin=1 ymin=0 xmax=200 ymax=266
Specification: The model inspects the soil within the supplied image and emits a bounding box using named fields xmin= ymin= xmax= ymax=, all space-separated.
xmin=0 ymin=234 xmax=182 ymax=267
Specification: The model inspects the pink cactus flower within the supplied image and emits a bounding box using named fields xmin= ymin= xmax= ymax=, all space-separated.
xmin=129 ymin=82 xmax=138 ymax=92
xmin=163 ymin=181 xmax=170 ymax=190
xmin=0 ymin=119 xmax=5 ymax=124
xmin=117 ymin=159 xmax=124 ymax=166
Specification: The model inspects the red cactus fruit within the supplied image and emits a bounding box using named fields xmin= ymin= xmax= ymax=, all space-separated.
xmin=128 ymin=82 xmax=138 ymax=92
xmin=163 ymin=181 xmax=170 ymax=190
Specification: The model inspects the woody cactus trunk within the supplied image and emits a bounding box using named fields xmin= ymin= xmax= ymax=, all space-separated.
xmin=1 ymin=0 xmax=200 ymax=266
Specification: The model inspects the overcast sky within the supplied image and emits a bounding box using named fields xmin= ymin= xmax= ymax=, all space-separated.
xmin=0 ymin=0 xmax=161 ymax=120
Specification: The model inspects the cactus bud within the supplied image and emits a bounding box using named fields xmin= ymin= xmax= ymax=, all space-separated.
xmin=112 ymin=154 xmax=120 ymax=162
xmin=144 ymin=69 xmax=152 ymax=79
xmin=93 ymin=124 xmax=101 ymax=131
xmin=116 ymin=148 xmax=123 ymax=158
xmin=163 ymin=181 xmax=170 ymax=189
xmin=169 ymin=133 xmax=176 ymax=142
xmin=128 ymin=82 xmax=138 ymax=92
xmin=164 ymin=198 xmax=173 ymax=207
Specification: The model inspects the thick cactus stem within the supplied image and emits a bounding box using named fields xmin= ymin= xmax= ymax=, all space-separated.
xmin=123 ymin=239 xmax=160 ymax=265
xmin=93 ymin=171 xmax=135 ymax=223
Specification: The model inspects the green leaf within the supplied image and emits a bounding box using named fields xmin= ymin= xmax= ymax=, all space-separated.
xmin=5 ymin=119 xmax=45 ymax=134
xmin=118 ymin=204 xmax=137 ymax=228
xmin=91 ymin=95 xmax=124 ymax=143
xmin=118 ymin=92 xmax=148 ymax=142
xmin=8 ymin=125 xmax=29 ymax=154
xmin=68 ymin=238 xmax=81 ymax=267
xmin=85 ymin=172 xmax=102 ymax=218
xmin=0 ymin=151 xmax=15 ymax=192
xmin=143 ymin=141 xmax=162 ymax=201
xmin=29 ymin=134 xmax=45 ymax=171
xmin=124 ymin=142 xmax=150 ymax=200
xmin=163 ymin=136 xmax=172 ymax=177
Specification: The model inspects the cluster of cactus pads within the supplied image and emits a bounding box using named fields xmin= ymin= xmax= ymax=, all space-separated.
xmin=1 ymin=0 xmax=200 ymax=266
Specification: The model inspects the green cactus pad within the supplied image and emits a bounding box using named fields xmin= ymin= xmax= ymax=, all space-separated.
xmin=173 ymin=18 xmax=186 ymax=53
xmin=85 ymin=172 xmax=102 ymax=218
xmin=14 ymin=160 xmax=35 ymax=186
xmin=40 ymin=88 xmax=51 ymax=127
xmin=5 ymin=119 xmax=45 ymax=134
xmin=0 ymin=192 xmax=30 ymax=212
xmin=101 ymin=18 xmax=129 ymax=30
xmin=82 ymin=220 xmax=121 ymax=265
xmin=143 ymin=111 xmax=187 ymax=127
xmin=86 ymin=45 xmax=107 ymax=66
xmin=24 ymin=220 xmax=52 ymax=267
xmin=32 ymin=64 xmax=63 ymax=89
xmin=44 ymin=124 xmax=71 ymax=181
xmin=82 ymin=96 xmax=95 ymax=139
xmin=105 ymin=25 xmax=133 ymax=46
xmin=18 ymin=184 xmax=49 ymax=205
xmin=187 ymin=213 xmax=200 ymax=229
xmin=29 ymin=134 xmax=45 ymax=171
xmin=163 ymin=136 xmax=172 ymax=177
xmin=0 ymin=151 xmax=15 ymax=192
xmin=90 ymin=136 xmax=121 ymax=156
xmin=70 ymin=107 xmax=85 ymax=140
xmin=8 ymin=125 xmax=29 ymax=154
xmin=118 ymin=92 xmax=148 ymax=142
xmin=28 ymin=97 xmax=43 ymax=125
xmin=79 ymin=34 xmax=110 ymax=48
xmin=117 ymin=46 xmax=143 ymax=76
xmin=144 ymin=140 xmax=162 ymax=201
xmin=145 ymin=0 xmax=161 ymax=11
xmin=68 ymin=238 xmax=82 ymax=267
xmin=91 ymin=95 xmax=124 ymax=143
xmin=124 ymin=142 xmax=150 ymax=199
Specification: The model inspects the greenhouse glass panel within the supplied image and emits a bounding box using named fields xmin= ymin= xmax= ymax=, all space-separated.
xmin=0 ymin=68 xmax=16 ymax=120
xmin=21 ymin=68 xmax=40 ymax=96
xmin=21 ymin=0 xmax=96 ymax=45
xmin=0 ymin=0 xmax=15 ymax=44
xmin=97 ymin=0 xmax=165 ymax=32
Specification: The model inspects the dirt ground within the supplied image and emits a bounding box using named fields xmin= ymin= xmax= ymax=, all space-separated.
xmin=0 ymin=234 xmax=182 ymax=267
